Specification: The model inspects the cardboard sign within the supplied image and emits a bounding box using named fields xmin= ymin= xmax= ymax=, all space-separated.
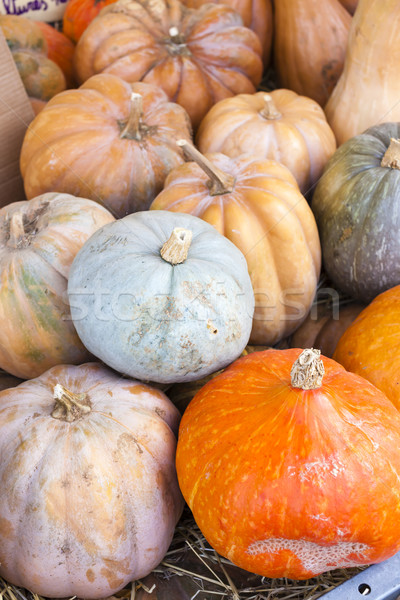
xmin=0 ymin=28 xmax=35 ymax=208
xmin=0 ymin=0 xmax=67 ymax=23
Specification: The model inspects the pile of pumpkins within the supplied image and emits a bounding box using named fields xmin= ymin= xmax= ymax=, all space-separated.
xmin=2 ymin=0 xmax=400 ymax=597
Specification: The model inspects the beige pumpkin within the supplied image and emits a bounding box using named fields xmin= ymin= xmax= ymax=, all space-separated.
xmin=0 ymin=362 xmax=183 ymax=599
xmin=196 ymin=89 xmax=336 ymax=195
xmin=0 ymin=193 xmax=114 ymax=379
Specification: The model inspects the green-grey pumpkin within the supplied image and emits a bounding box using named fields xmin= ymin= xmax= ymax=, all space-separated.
xmin=68 ymin=211 xmax=255 ymax=384
xmin=312 ymin=122 xmax=400 ymax=301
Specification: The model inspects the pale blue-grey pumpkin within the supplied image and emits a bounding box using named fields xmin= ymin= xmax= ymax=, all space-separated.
xmin=68 ymin=211 xmax=255 ymax=383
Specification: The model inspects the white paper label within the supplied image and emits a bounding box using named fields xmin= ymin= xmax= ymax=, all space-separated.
xmin=0 ymin=0 xmax=67 ymax=22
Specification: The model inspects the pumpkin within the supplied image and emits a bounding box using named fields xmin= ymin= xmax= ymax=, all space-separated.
xmin=290 ymin=301 xmax=365 ymax=358
xmin=334 ymin=285 xmax=400 ymax=411
xmin=325 ymin=0 xmax=400 ymax=145
xmin=338 ymin=0 xmax=358 ymax=14
xmin=312 ymin=123 xmax=400 ymax=302
xmin=151 ymin=141 xmax=321 ymax=345
xmin=273 ymin=0 xmax=351 ymax=107
xmin=20 ymin=74 xmax=192 ymax=218
xmin=179 ymin=0 xmax=272 ymax=65
xmin=68 ymin=210 xmax=255 ymax=384
xmin=0 ymin=362 xmax=183 ymax=598
xmin=0 ymin=15 xmax=66 ymax=103
xmin=176 ymin=348 xmax=400 ymax=580
xmin=36 ymin=21 xmax=76 ymax=88
xmin=63 ymin=0 xmax=118 ymax=43
xmin=73 ymin=0 xmax=263 ymax=129
xmin=196 ymin=90 xmax=336 ymax=195
xmin=0 ymin=192 xmax=114 ymax=379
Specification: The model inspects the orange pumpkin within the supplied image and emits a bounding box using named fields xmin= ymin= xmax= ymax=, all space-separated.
xmin=176 ymin=348 xmax=400 ymax=579
xmin=334 ymin=285 xmax=400 ymax=411
xmin=151 ymin=142 xmax=321 ymax=345
xmin=325 ymin=0 xmax=400 ymax=145
xmin=0 ymin=192 xmax=114 ymax=379
xmin=36 ymin=21 xmax=76 ymax=88
xmin=180 ymin=0 xmax=272 ymax=65
xmin=273 ymin=0 xmax=351 ymax=107
xmin=0 ymin=15 xmax=66 ymax=103
xmin=63 ymin=0 xmax=118 ymax=43
xmin=20 ymin=74 xmax=192 ymax=217
xmin=0 ymin=362 xmax=183 ymax=598
xmin=73 ymin=0 xmax=263 ymax=129
xmin=196 ymin=90 xmax=336 ymax=195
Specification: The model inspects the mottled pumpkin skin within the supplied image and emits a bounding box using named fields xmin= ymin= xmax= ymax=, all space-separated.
xmin=0 ymin=193 xmax=114 ymax=379
xmin=196 ymin=89 xmax=336 ymax=195
xmin=20 ymin=74 xmax=193 ymax=218
xmin=0 ymin=15 xmax=66 ymax=101
xmin=312 ymin=123 xmax=400 ymax=302
xmin=0 ymin=362 xmax=183 ymax=598
xmin=180 ymin=0 xmax=272 ymax=65
xmin=273 ymin=0 xmax=351 ymax=106
xmin=151 ymin=154 xmax=321 ymax=345
xmin=334 ymin=286 xmax=400 ymax=411
xmin=68 ymin=211 xmax=255 ymax=384
xmin=73 ymin=0 xmax=263 ymax=129
xmin=176 ymin=349 xmax=400 ymax=579
xmin=63 ymin=0 xmax=119 ymax=43
xmin=36 ymin=21 xmax=76 ymax=88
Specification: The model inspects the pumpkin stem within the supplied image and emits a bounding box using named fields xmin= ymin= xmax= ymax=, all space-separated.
xmin=120 ymin=93 xmax=143 ymax=141
xmin=7 ymin=212 xmax=25 ymax=248
xmin=259 ymin=94 xmax=282 ymax=120
xmin=290 ymin=348 xmax=325 ymax=390
xmin=381 ymin=138 xmax=400 ymax=170
xmin=177 ymin=139 xmax=235 ymax=196
xmin=161 ymin=227 xmax=193 ymax=265
xmin=51 ymin=383 xmax=91 ymax=422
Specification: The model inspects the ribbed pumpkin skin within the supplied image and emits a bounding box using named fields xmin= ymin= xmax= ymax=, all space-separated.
xmin=334 ymin=286 xmax=400 ymax=411
xmin=0 ymin=362 xmax=183 ymax=598
xmin=325 ymin=0 xmax=400 ymax=145
xmin=63 ymin=0 xmax=119 ymax=43
xmin=151 ymin=154 xmax=321 ymax=345
xmin=20 ymin=74 xmax=192 ymax=218
xmin=180 ymin=0 xmax=272 ymax=65
xmin=176 ymin=348 xmax=400 ymax=580
xmin=73 ymin=0 xmax=263 ymax=129
xmin=0 ymin=193 xmax=114 ymax=379
xmin=273 ymin=0 xmax=351 ymax=107
xmin=35 ymin=21 xmax=76 ymax=88
xmin=196 ymin=90 xmax=336 ymax=195
xmin=68 ymin=211 xmax=255 ymax=384
xmin=0 ymin=15 xmax=66 ymax=102
xmin=312 ymin=122 xmax=400 ymax=302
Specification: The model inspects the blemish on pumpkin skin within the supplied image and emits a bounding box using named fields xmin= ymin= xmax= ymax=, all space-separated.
xmin=86 ymin=568 xmax=95 ymax=582
xmin=0 ymin=517 xmax=14 ymax=539
xmin=100 ymin=567 xmax=125 ymax=590
xmin=339 ymin=227 xmax=353 ymax=243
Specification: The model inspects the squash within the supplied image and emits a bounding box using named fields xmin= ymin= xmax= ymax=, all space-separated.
xmin=0 ymin=15 xmax=66 ymax=103
xmin=151 ymin=141 xmax=321 ymax=345
xmin=35 ymin=21 xmax=76 ymax=88
xmin=176 ymin=348 xmax=400 ymax=579
xmin=68 ymin=210 xmax=255 ymax=384
xmin=73 ymin=0 xmax=263 ymax=129
xmin=63 ymin=0 xmax=118 ymax=43
xmin=20 ymin=74 xmax=192 ymax=218
xmin=196 ymin=90 xmax=336 ymax=195
xmin=312 ymin=123 xmax=400 ymax=302
xmin=274 ymin=0 xmax=351 ymax=107
xmin=325 ymin=0 xmax=400 ymax=145
xmin=0 ymin=362 xmax=183 ymax=598
xmin=334 ymin=285 xmax=400 ymax=411
xmin=0 ymin=192 xmax=114 ymax=379
xmin=290 ymin=301 xmax=365 ymax=357
xmin=179 ymin=0 xmax=272 ymax=65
